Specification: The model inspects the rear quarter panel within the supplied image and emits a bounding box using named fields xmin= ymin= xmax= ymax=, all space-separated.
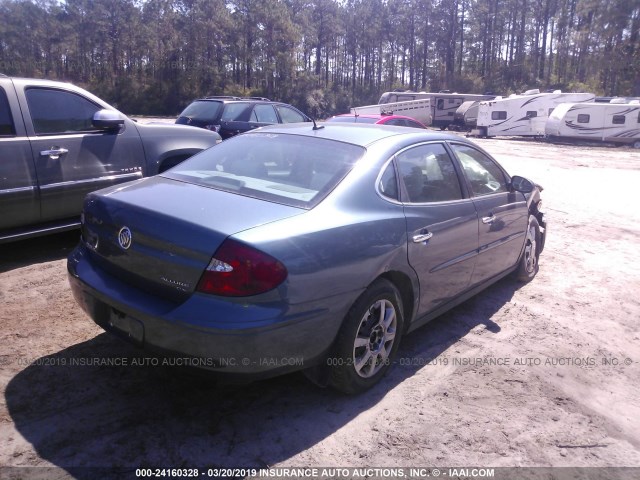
xmin=133 ymin=123 xmax=221 ymax=175
xmin=231 ymin=139 xmax=420 ymax=329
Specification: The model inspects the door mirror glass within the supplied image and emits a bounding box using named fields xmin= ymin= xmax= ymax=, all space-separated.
xmin=510 ymin=175 xmax=534 ymax=193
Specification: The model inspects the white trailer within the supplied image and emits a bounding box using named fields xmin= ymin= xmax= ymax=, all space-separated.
xmin=473 ymin=90 xmax=595 ymax=137
xmin=450 ymin=99 xmax=495 ymax=131
xmin=429 ymin=93 xmax=497 ymax=129
xmin=546 ymin=99 xmax=640 ymax=148
xmin=351 ymin=98 xmax=433 ymax=125
xmin=376 ymin=91 xmax=495 ymax=129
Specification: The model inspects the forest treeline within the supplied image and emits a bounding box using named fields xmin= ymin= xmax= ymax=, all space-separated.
xmin=1 ymin=0 xmax=638 ymax=117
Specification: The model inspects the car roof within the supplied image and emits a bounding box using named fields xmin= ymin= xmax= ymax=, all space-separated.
xmin=248 ymin=122 xmax=463 ymax=147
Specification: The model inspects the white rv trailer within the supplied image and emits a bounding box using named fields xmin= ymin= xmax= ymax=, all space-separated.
xmin=450 ymin=99 xmax=500 ymax=131
xmin=350 ymin=98 xmax=432 ymax=125
xmin=377 ymin=91 xmax=496 ymax=128
xmin=546 ymin=99 xmax=640 ymax=148
xmin=473 ymin=90 xmax=596 ymax=137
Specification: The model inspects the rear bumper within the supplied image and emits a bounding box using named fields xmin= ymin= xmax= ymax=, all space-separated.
xmin=67 ymin=245 xmax=354 ymax=378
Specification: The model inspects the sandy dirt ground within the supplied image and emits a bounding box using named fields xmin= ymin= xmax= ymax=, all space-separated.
xmin=1 ymin=133 xmax=639 ymax=478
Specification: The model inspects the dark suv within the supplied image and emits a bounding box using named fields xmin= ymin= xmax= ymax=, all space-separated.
xmin=175 ymin=96 xmax=311 ymax=139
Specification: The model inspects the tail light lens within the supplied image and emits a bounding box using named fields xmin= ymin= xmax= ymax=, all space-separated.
xmin=196 ymin=239 xmax=287 ymax=297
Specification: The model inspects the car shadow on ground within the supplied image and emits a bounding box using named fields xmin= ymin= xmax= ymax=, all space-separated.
xmin=5 ymin=276 xmax=517 ymax=475
xmin=0 ymin=231 xmax=81 ymax=273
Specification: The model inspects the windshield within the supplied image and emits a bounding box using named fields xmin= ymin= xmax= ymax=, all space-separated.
xmin=178 ymin=100 xmax=223 ymax=122
xmin=163 ymin=132 xmax=365 ymax=209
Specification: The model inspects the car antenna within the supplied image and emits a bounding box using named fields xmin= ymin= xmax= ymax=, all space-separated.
xmin=312 ymin=118 xmax=324 ymax=130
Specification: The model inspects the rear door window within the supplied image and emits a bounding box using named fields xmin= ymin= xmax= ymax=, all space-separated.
xmin=221 ymin=103 xmax=252 ymax=121
xmin=396 ymin=143 xmax=463 ymax=203
xmin=251 ymin=104 xmax=278 ymax=123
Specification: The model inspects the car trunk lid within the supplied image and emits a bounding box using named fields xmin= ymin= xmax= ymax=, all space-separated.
xmin=81 ymin=176 xmax=302 ymax=302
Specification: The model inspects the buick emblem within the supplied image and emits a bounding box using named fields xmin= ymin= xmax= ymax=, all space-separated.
xmin=117 ymin=226 xmax=133 ymax=250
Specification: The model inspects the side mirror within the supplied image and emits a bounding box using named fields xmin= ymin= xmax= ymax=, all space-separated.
xmin=510 ymin=175 xmax=534 ymax=193
xmin=92 ymin=109 xmax=125 ymax=130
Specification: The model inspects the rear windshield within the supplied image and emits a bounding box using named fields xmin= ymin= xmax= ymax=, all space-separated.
xmin=164 ymin=132 xmax=365 ymax=209
xmin=328 ymin=116 xmax=378 ymax=124
xmin=178 ymin=100 xmax=223 ymax=122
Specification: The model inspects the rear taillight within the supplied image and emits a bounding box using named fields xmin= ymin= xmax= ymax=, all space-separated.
xmin=196 ymin=239 xmax=287 ymax=297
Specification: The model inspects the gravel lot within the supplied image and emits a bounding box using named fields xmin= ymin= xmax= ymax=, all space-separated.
xmin=1 ymin=134 xmax=639 ymax=478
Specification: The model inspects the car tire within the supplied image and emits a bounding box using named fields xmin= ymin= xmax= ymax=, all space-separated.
xmin=329 ymin=279 xmax=404 ymax=394
xmin=516 ymin=215 xmax=541 ymax=282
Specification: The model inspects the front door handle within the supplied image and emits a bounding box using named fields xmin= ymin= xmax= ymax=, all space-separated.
xmin=482 ymin=214 xmax=496 ymax=224
xmin=412 ymin=232 xmax=433 ymax=243
xmin=40 ymin=148 xmax=69 ymax=160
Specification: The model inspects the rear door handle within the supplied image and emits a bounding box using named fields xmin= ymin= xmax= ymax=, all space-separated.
xmin=412 ymin=232 xmax=433 ymax=243
xmin=482 ymin=214 xmax=496 ymax=224
xmin=40 ymin=148 xmax=69 ymax=160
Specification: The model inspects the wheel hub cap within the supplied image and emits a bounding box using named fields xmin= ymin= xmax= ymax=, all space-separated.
xmin=369 ymin=325 xmax=384 ymax=352
xmin=352 ymin=298 xmax=398 ymax=379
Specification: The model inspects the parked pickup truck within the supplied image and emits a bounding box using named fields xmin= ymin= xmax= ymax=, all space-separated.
xmin=0 ymin=75 xmax=222 ymax=243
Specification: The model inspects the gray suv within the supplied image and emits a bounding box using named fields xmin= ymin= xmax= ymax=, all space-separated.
xmin=0 ymin=75 xmax=222 ymax=242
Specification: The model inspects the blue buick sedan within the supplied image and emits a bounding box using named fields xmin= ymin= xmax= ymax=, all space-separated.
xmin=68 ymin=123 xmax=546 ymax=393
